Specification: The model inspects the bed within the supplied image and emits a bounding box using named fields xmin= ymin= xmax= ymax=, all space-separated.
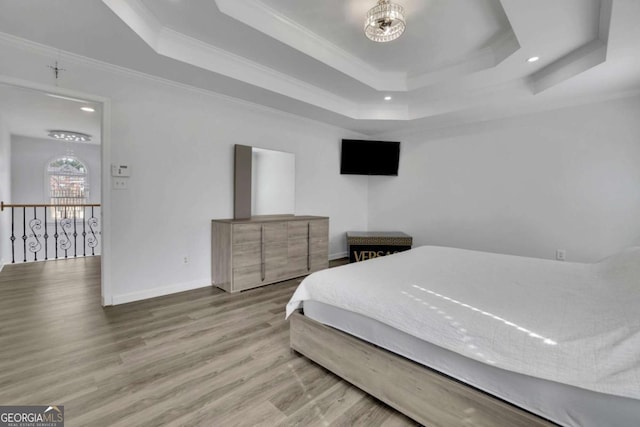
xmin=285 ymin=245 xmax=640 ymax=427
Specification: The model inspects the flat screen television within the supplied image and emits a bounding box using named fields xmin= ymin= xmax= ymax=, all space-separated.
xmin=340 ymin=139 xmax=400 ymax=176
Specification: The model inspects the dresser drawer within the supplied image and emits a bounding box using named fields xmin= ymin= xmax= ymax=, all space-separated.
xmin=288 ymin=221 xmax=308 ymax=239
xmin=310 ymin=219 xmax=329 ymax=239
xmin=232 ymin=223 xmax=262 ymax=244
xmin=232 ymin=242 xmax=261 ymax=268
xmin=288 ymin=238 xmax=307 ymax=258
xmin=232 ymin=264 xmax=263 ymax=291
xmin=286 ymin=256 xmax=308 ymax=277
xmin=264 ymin=222 xmax=287 ymax=242
xmin=265 ymin=241 xmax=288 ymax=265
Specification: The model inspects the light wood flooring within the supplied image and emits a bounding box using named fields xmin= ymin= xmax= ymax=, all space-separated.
xmin=0 ymin=257 xmax=418 ymax=426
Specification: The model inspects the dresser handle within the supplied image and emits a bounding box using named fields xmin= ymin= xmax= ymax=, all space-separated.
xmin=261 ymin=225 xmax=266 ymax=281
xmin=307 ymin=222 xmax=311 ymax=271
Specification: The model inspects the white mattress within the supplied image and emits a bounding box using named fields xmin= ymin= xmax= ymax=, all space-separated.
xmin=303 ymin=300 xmax=640 ymax=427
xmin=286 ymin=246 xmax=640 ymax=402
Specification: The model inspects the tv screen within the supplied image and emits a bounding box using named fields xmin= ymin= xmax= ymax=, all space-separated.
xmin=340 ymin=139 xmax=400 ymax=176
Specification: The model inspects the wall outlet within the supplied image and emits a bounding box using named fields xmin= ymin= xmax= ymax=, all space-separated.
xmin=183 ymin=256 xmax=189 ymax=264
xmin=556 ymin=249 xmax=566 ymax=261
xmin=112 ymin=177 xmax=128 ymax=190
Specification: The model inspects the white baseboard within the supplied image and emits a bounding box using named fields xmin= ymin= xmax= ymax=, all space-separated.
xmin=329 ymin=251 xmax=348 ymax=260
xmin=111 ymin=252 xmax=348 ymax=305
xmin=111 ymin=279 xmax=210 ymax=305
xmin=0 ymin=260 xmax=4 ymax=273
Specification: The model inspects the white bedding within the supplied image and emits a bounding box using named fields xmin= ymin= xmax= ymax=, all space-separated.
xmin=286 ymin=245 xmax=640 ymax=400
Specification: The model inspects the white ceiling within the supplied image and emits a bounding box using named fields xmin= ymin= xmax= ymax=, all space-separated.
xmin=0 ymin=0 xmax=639 ymax=135
xmin=0 ymin=83 xmax=101 ymax=144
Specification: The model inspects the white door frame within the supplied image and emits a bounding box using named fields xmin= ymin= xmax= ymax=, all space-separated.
xmin=0 ymin=75 xmax=113 ymax=306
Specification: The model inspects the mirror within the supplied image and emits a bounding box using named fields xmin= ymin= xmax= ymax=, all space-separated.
xmin=251 ymin=147 xmax=295 ymax=216
xmin=234 ymin=145 xmax=295 ymax=218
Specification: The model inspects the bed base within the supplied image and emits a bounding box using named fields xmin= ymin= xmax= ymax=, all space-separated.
xmin=289 ymin=311 xmax=558 ymax=427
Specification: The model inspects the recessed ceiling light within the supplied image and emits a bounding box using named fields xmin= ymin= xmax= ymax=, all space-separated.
xmin=527 ymin=56 xmax=540 ymax=63
xmin=384 ymin=96 xmax=392 ymax=101
xmin=81 ymin=106 xmax=95 ymax=112
xmin=46 ymin=93 xmax=89 ymax=103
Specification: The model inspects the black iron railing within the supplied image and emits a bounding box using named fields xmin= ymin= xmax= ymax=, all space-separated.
xmin=1 ymin=202 xmax=101 ymax=264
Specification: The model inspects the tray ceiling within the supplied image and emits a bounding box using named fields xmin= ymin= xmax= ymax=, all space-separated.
xmin=0 ymin=0 xmax=639 ymax=134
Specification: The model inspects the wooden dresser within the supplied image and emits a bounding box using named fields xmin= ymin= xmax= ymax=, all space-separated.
xmin=212 ymin=215 xmax=329 ymax=292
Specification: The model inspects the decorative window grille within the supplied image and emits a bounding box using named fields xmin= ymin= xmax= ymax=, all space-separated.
xmin=47 ymin=156 xmax=89 ymax=220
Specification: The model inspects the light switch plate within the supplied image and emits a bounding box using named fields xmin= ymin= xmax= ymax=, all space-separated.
xmin=112 ymin=177 xmax=128 ymax=190
xmin=111 ymin=164 xmax=131 ymax=177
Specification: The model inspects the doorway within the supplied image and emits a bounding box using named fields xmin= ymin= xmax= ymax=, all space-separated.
xmin=0 ymin=78 xmax=111 ymax=305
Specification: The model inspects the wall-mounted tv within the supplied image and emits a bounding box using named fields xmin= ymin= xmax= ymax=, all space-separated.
xmin=340 ymin=139 xmax=400 ymax=176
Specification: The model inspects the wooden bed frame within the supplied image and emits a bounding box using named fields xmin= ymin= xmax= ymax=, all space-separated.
xmin=289 ymin=311 xmax=558 ymax=427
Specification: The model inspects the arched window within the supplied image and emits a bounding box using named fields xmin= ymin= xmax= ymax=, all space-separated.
xmin=47 ymin=156 xmax=90 ymax=220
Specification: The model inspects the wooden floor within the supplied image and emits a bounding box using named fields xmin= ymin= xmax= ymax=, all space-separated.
xmin=0 ymin=257 xmax=418 ymax=426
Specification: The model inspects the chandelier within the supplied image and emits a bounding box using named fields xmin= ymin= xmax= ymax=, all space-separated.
xmin=48 ymin=130 xmax=92 ymax=142
xmin=364 ymin=0 xmax=406 ymax=43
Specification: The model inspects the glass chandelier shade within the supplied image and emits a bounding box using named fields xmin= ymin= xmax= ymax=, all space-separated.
xmin=364 ymin=0 xmax=406 ymax=43
xmin=48 ymin=130 xmax=92 ymax=142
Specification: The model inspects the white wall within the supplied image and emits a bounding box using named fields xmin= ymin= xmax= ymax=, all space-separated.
xmin=369 ymin=96 xmax=640 ymax=262
xmin=0 ymin=35 xmax=368 ymax=303
xmin=107 ymin=82 xmax=367 ymax=303
xmin=11 ymin=135 xmax=100 ymax=204
xmin=0 ymin=113 xmax=10 ymax=268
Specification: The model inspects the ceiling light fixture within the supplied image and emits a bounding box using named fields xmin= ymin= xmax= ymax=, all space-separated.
xmin=47 ymin=130 xmax=92 ymax=142
xmin=364 ymin=0 xmax=406 ymax=43
xmin=384 ymin=96 xmax=392 ymax=101
xmin=80 ymin=106 xmax=96 ymax=112
xmin=46 ymin=93 xmax=90 ymax=103
xmin=527 ymin=56 xmax=540 ymax=63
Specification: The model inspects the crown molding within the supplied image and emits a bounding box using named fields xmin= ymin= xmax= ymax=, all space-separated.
xmin=156 ymin=27 xmax=359 ymax=118
xmin=528 ymin=0 xmax=611 ymax=94
xmin=102 ymin=0 xmax=162 ymax=49
xmin=103 ymin=0 xmax=522 ymax=96
xmin=214 ymin=0 xmax=406 ymax=92
xmin=100 ymin=0 xmax=530 ymax=119
xmin=3 ymin=0 xmax=623 ymax=129
xmin=407 ymin=28 xmax=520 ymax=90
xmin=408 ymin=79 xmax=530 ymax=121
xmin=407 ymin=49 xmax=496 ymax=91
xmin=214 ymin=0 xmax=521 ymax=92
xmin=529 ymin=40 xmax=607 ymax=94
xmin=374 ymin=87 xmax=640 ymax=140
xmin=101 ymin=0 xmax=371 ymax=119
xmin=0 ymin=31 xmax=367 ymax=133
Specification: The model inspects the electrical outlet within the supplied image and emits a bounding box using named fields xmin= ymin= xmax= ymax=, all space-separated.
xmin=112 ymin=177 xmax=128 ymax=190
xmin=183 ymin=256 xmax=189 ymax=264
xmin=556 ymin=249 xmax=566 ymax=261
